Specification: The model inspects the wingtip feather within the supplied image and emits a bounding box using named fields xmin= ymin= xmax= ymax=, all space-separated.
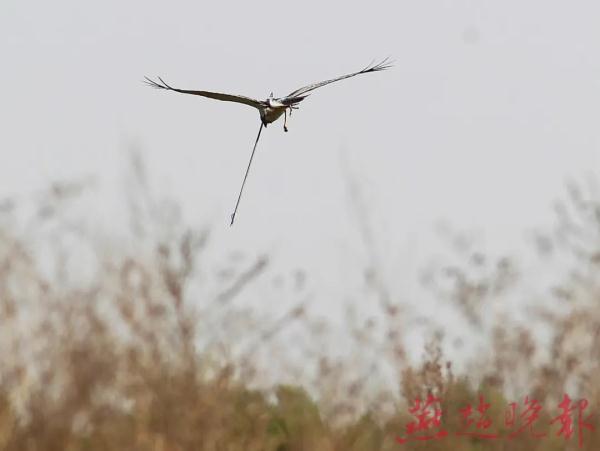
xmin=362 ymin=57 xmax=393 ymax=73
xmin=143 ymin=76 xmax=173 ymax=90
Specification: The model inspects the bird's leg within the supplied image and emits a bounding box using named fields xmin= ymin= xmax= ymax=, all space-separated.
xmin=230 ymin=123 xmax=264 ymax=226
xmin=283 ymin=109 xmax=288 ymax=132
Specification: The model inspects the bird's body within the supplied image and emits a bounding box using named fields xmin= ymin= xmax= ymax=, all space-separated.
xmin=261 ymin=106 xmax=285 ymax=125
xmin=144 ymin=58 xmax=392 ymax=224
xmin=261 ymin=100 xmax=288 ymax=126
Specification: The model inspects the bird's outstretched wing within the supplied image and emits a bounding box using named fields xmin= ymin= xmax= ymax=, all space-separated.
xmin=144 ymin=77 xmax=265 ymax=110
xmin=285 ymin=58 xmax=393 ymax=99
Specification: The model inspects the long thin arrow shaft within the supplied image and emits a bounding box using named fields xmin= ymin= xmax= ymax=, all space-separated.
xmin=230 ymin=122 xmax=264 ymax=226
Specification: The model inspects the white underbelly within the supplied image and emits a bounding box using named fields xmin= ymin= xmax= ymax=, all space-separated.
xmin=261 ymin=106 xmax=286 ymax=124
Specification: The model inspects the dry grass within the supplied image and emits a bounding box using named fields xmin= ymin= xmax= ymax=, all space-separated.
xmin=1 ymin=162 xmax=600 ymax=450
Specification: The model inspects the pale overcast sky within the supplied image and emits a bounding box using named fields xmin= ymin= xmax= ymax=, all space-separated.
xmin=2 ymin=1 xmax=600 ymax=324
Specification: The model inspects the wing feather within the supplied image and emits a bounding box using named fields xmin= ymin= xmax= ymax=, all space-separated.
xmin=285 ymin=58 xmax=393 ymax=99
xmin=144 ymin=77 xmax=265 ymax=110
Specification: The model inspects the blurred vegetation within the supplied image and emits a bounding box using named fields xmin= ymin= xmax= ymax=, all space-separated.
xmin=1 ymin=157 xmax=599 ymax=450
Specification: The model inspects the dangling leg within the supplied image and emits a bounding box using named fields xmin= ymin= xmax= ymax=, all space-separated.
xmin=230 ymin=122 xmax=264 ymax=226
xmin=283 ymin=109 xmax=288 ymax=132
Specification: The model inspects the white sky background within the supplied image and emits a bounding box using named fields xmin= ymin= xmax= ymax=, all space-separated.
xmin=1 ymin=1 xmax=600 ymax=344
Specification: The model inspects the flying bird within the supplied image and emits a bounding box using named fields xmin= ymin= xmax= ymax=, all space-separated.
xmin=144 ymin=58 xmax=392 ymax=225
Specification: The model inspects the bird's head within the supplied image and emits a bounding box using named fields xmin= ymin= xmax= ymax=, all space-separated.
xmin=266 ymin=92 xmax=275 ymax=106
